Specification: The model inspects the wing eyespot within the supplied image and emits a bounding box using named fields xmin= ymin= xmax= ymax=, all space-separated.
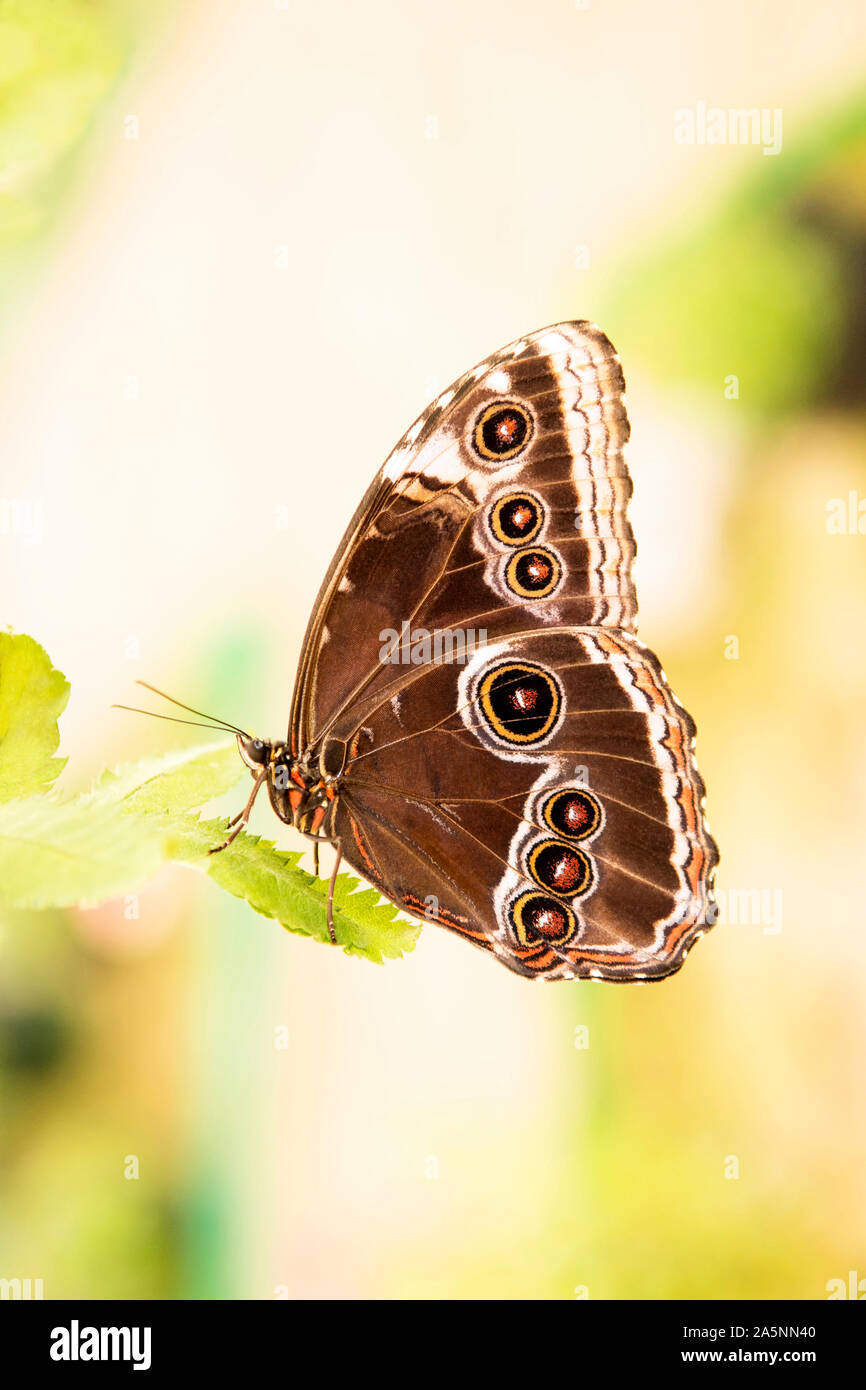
xmin=476 ymin=661 xmax=562 ymax=746
xmin=472 ymin=400 xmax=534 ymax=461
xmin=525 ymin=839 xmax=595 ymax=899
xmin=504 ymin=545 xmax=563 ymax=600
xmin=541 ymin=788 xmax=603 ymax=842
xmin=509 ymin=891 xmax=577 ymax=948
xmin=488 ymin=491 xmax=545 ymax=546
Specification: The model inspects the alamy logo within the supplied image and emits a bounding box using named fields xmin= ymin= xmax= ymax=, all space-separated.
xmin=674 ymin=102 xmax=783 ymax=156
xmin=50 ymin=1320 xmax=152 ymax=1371
xmin=702 ymin=887 xmax=783 ymax=935
xmin=379 ymin=623 xmax=487 ymax=665
xmin=0 ymin=1276 xmax=43 ymax=1299
xmin=826 ymin=1270 xmax=866 ymax=1300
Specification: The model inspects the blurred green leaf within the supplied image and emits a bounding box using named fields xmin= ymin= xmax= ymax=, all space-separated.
xmin=0 ymin=631 xmax=69 ymax=800
xmin=601 ymin=95 xmax=866 ymax=415
xmin=0 ymin=741 xmax=243 ymax=908
xmin=0 ymin=631 xmax=419 ymax=963
xmin=0 ymin=0 xmax=176 ymax=327
xmin=605 ymin=217 xmax=844 ymax=413
xmin=0 ymin=1 xmax=124 ymax=253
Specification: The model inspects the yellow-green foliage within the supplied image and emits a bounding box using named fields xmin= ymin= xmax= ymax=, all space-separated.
xmin=0 ymin=632 xmax=419 ymax=962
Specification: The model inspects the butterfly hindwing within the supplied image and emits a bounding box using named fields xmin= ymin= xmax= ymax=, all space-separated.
xmin=333 ymin=628 xmax=717 ymax=980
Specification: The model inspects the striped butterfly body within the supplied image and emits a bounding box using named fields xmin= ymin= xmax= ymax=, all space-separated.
xmin=229 ymin=322 xmax=719 ymax=981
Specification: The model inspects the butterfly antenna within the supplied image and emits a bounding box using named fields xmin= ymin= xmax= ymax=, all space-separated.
xmin=133 ymin=680 xmax=249 ymax=737
xmin=112 ymin=704 xmax=247 ymax=736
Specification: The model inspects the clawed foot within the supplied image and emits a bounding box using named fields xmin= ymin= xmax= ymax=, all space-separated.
xmin=210 ymin=770 xmax=267 ymax=855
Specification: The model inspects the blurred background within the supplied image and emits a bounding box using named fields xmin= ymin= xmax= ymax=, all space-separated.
xmin=1 ymin=0 xmax=865 ymax=1300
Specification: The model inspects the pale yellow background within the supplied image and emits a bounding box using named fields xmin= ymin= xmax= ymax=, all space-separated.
xmin=1 ymin=0 xmax=865 ymax=1299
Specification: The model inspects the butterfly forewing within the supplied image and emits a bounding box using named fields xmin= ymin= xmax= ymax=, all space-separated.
xmin=290 ymin=323 xmax=636 ymax=755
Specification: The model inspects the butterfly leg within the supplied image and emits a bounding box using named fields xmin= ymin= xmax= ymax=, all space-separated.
xmin=326 ymin=840 xmax=343 ymax=946
xmin=313 ymin=841 xmax=320 ymax=877
xmin=209 ymin=771 xmax=267 ymax=854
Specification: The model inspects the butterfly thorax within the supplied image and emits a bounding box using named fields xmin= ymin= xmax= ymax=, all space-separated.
xmin=237 ymin=734 xmax=341 ymax=839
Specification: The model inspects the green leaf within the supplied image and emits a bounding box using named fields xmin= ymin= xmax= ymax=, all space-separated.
xmin=92 ymin=741 xmax=244 ymax=816
xmin=0 ymin=740 xmax=245 ymax=909
xmin=170 ymin=819 xmax=421 ymax=964
xmin=0 ymin=651 xmax=421 ymax=963
xmin=0 ymin=631 xmax=70 ymax=800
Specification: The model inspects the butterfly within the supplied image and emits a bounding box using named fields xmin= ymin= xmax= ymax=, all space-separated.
xmin=197 ymin=322 xmax=718 ymax=981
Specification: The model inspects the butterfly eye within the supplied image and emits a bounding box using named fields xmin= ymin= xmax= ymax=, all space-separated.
xmin=488 ymin=492 xmax=544 ymax=546
xmin=509 ymin=891 xmax=576 ymax=949
xmin=473 ymin=401 xmax=533 ymax=461
xmin=242 ymin=737 xmax=269 ymax=765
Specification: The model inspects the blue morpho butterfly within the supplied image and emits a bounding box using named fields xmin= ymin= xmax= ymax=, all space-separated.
xmin=124 ymin=323 xmax=718 ymax=981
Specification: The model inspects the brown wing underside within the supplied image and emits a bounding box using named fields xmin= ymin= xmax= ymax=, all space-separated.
xmin=333 ymin=629 xmax=718 ymax=981
xmin=287 ymin=321 xmax=718 ymax=980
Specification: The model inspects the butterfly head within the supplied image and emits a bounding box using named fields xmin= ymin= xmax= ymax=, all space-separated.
xmin=237 ymin=732 xmax=272 ymax=770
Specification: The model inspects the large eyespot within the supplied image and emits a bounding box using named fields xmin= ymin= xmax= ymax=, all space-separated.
xmin=526 ymin=839 xmax=595 ymax=898
xmin=488 ymin=491 xmax=544 ymax=546
xmin=476 ymin=661 xmax=562 ymax=746
xmin=473 ymin=401 xmax=533 ymax=461
xmin=504 ymin=546 xmax=562 ymax=600
xmin=541 ymin=788 xmax=602 ymax=841
xmin=510 ymin=891 xmax=576 ymax=948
